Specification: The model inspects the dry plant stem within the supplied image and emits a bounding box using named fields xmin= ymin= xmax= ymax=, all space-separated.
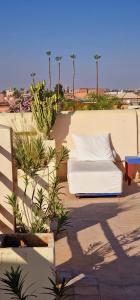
xmin=46 ymin=165 xmax=56 ymax=178
xmin=23 ymin=175 xmax=31 ymax=228
xmin=47 ymin=164 xmax=50 ymax=190
xmin=24 ymin=174 xmax=29 ymax=196
xmin=31 ymin=168 xmax=48 ymax=228
xmin=30 ymin=180 xmax=37 ymax=223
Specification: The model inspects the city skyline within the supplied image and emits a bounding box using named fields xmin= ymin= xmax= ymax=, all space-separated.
xmin=0 ymin=0 xmax=140 ymax=90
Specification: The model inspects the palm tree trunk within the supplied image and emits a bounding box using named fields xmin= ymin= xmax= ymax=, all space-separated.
xmin=96 ymin=60 xmax=99 ymax=97
xmin=58 ymin=62 xmax=60 ymax=98
xmin=49 ymin=57 xmax=51 ymax=91
xmin=73 ymin=59 xmax=75 ymax=98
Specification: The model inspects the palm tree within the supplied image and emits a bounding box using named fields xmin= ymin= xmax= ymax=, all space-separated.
xmin=46 ymin=51 xmax=52 ymax=91
xmin=30 ymin=72 xmax=36 ymax=87
xmin=55 ymin=56 xmax=62 ymax=99
xmin=94 ymin=54 xmax=101 ymax=97
xmin=70 ymin=54 xmax=76 ymax=98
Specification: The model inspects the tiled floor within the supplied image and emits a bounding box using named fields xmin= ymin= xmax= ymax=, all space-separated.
xmin=56 ymin=180 xmax=140 ymax=299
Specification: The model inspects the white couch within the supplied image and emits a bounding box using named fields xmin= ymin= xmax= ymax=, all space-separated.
xmin=67 ymin=132 xmax=123 ymax=196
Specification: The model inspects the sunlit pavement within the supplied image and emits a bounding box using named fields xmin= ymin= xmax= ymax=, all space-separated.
xmin=56 ymin=180 xmax=140 ymax=299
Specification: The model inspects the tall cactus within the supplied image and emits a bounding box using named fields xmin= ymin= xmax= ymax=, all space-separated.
xmin=30 ymin=81 xmax=58 ymax=139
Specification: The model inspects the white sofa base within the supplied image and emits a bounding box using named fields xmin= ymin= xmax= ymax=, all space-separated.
xmin=67 ymin=160 xmax=123 ymax=195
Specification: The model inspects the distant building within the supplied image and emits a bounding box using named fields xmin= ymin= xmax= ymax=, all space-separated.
xmin=0 ymin=92 xmax=14 ymax=112
xmin=0 ymin=93 xmax=4 ymax=102
xmin=73 ymin=88 xmax=105 ymax=99
xmin=22 ymin=91 xmax=30 ymax=98
xmin=0 ymin=101 xmax=10 ymax=112
xmin=6 ymin=89 xmax=14 ymax=97
xmin=107 ymin=91 xmax=140 ymax=105
xmin=8 ymin=96 xmax=16 ymax=106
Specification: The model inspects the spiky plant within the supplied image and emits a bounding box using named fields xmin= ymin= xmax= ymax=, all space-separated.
xmin=0 ymin=266 xmax=36 ymax=299
xmin=6 ymin=193 xmax=26 ymax=233
xmin=13 ymin=134 xmax=49 ymax=232
xmin=55 ymin=209 xmax=71 ymax=237
xmin=6 ymin=193 xmax=18 ymax=217
xmin=0 ymin=267 xmax=71 ymax=300
xmin=30 ymin=81 xmax=58 ymax=139
xmin=14 ymin=134 xmax=47 ymax=179
xmin=31 ymin=188 xmax=49 ymax=233
xmin=55 ymin=145 xmax=69 ymax=170
xmin=10 ymin=132 xmax=70 ymax=236
xmin=46 ymin=146 xmax=69 ymax=236
xmin=43 ymin=276 xmax=70 ymax=300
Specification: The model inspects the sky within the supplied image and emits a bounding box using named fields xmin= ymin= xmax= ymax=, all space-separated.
xmin=0 ymin=0 xmax=140 ymax=90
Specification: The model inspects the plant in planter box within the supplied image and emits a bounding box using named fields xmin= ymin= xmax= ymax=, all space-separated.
xmin=0 ymin=135 xmax=69 ymax=300
xmin=10 ymin=133 xmax=70 ymax=235
xmin=30 ymin=81 xmax=58 ymax=139
xmin=0 ymin=130 xmax=69 ymax=300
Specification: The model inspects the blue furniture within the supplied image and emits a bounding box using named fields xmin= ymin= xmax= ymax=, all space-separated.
xmin=125 ymin=156 xmax=140 ymax=185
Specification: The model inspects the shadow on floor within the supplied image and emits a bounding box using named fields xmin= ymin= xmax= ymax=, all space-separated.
xmin=56 ymin=181 xmax=140 ymax=298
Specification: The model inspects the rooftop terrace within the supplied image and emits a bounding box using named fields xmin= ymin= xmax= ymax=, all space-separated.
xmin=0 ymin=109 xmax=140 ymax=299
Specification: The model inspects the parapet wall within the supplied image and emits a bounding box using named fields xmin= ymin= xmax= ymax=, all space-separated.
xmin=0 ymin=109 xmax=139 ymax=181
xmin=0 ymin=110 xmax=139 ymax=158
xmin=0 ymin=125 xmax=14 ymax=233
xmin=53 ymin=110 xmax=138 ymax=160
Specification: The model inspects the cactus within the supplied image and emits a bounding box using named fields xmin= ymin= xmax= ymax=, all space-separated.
xmin=30 ymin=81 xmax=58 ymax=139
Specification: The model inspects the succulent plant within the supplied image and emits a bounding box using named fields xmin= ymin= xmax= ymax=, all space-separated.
xmin=30 ymin=81 xmax=58 ymax=139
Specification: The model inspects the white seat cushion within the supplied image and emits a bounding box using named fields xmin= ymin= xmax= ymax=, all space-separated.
xmin=67 ymin=160 xmax=123 ymax=194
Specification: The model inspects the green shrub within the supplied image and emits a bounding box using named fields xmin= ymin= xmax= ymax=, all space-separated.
xmin=62 ymin=94 xmax=121 ymax=111
xmin=87 ymin=93 xmax=121 ymax=110
xmin=62 ymin=99 xmax=75 ymax=111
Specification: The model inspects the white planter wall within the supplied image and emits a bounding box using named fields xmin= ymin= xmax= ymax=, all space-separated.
xmin=0 ymin=125 xmax=14 ymax=233
xmin=0 ymin=233 xmax=55 ymax=300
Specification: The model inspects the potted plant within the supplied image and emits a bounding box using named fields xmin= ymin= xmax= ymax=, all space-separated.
xmin=0 ymin=133 xmax=69 ymax=300
xmin=30 ymin=80 xmax=59 ymax=176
